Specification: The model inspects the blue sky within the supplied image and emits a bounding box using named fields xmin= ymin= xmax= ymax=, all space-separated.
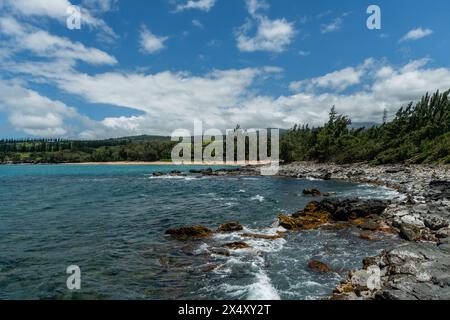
xmin=1 ymin=0 xmax=450 ymax=138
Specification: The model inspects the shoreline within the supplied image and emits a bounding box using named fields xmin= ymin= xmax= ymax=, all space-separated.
xmin=273 ymin=162 xmax=450 ymax=300
xmin=173 ymin=161 xmax=450 ymax=300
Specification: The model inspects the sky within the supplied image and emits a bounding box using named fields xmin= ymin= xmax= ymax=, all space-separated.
xmin=0 ymin=0 xmax=450 ymax=139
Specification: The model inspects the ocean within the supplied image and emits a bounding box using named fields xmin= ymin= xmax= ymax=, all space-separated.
xmin=0 ymin=165 xmax=402 ymax=300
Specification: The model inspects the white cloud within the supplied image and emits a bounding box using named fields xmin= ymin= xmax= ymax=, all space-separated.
xmin=0 ymin=17 xmax=117 ymax=65
xmin=0 ymin=79 xmax=81 ymax=137
xmin=236 ymin=0 xmax=295 ymax=53
xmin=400 ymin=28 xmax=433 ymax=42
xmin=139 ymin=26 xmax=168 ymax=54
xmin=82 ymin=0 xmax=118 ymax=13
xmin=321 ymin=17 xmax=342 ymax=34
xmin=3 ymin=0 xmax=117 ymax=40
xmin=289 ymin=60 xmax=374 ymax=93
xmin=175 ymin=0 xmax=217 ymax=12
xmin=298 ymin=50 xmax=310 ymax=57
xmin=192 ymin=19 xmax=204 ymax=29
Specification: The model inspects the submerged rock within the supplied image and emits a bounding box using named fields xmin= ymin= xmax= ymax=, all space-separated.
xmin=223 ymin=242 xmax=250 ymax=250
xmin=240 ymin=232 xmax=285 ymax=240
xmin=165 ymin=226 xmax=213 ymax=240
xmin=308 ymin=260 xmax=332 ymax=273
xmin=217 ymin=222 xmax=244 ymax=233
xmin=302 ymin=188 xmax=322 ymax=196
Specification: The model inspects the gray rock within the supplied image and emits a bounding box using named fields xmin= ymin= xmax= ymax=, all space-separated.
xmin=424 ymin=216 xmax=449 ymax=231
xmin=399 ymin=224 xmax=421 ymax=241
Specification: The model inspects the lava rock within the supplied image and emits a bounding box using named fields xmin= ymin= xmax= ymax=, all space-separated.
xmin=166 ymin=226 xmax=213 ymax=240
xmin=308 ymin=260 xmax=332 ymax=273
xmin=218 ymin=222 xmax=244 ymax=233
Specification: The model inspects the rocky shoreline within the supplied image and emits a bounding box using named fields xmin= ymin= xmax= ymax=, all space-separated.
xmin=163 ymin=162 xmax=450 ymax=300
xmin=277 ymin=162 xmax=450 ymax=300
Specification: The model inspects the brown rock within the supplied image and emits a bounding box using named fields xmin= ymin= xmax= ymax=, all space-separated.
xmin=165 ymin=225 xmax=213 ymax=240
xmin=223 ymin=242 xmax=251 ymax=250
xmin=218 ymin=222 xmax=244 ymax=233
xmin=308 ymin=260 xmax=332 ymax=273
xmin=240 ymin=232 xmax=285 ymax=240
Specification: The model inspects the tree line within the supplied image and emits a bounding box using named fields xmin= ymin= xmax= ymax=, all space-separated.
xmin=1 ymin=90 xmax=449 ymax=165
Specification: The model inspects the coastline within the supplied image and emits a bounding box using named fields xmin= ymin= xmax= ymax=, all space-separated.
xmin=272 ymin=162 xmax=450 ymax=300
xmin=169 ymin=161 xmax=450 ymax=300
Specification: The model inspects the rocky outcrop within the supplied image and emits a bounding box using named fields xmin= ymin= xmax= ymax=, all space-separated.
xmin=165 ymin=226 xmax=213 ymax=240
xmin=278 ymin=198 xmax=390 ymax=231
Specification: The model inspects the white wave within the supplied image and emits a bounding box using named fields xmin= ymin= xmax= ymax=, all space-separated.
xmin=251 ymin=195 xmax=265 ymax=202
xmin=239 ymin=190 xmax=246 ymax=193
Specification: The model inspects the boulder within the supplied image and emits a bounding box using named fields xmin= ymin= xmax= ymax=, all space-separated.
xmin=308 ymin=260 xmax=332 ymax=273
xmin=399 ymin=223 xmax=421 ymax=241
xmin=218 ymin=222 xmax=244 ymax=233
xmin=166 ymin=226 xmax=213 ymax=240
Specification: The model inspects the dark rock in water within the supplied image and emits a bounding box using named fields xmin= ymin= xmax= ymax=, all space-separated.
xmin=399 ymin=223 xmax=421 ymax=241
xmin=166 ymin=226 xmax=213 ymax=240
xmin=218 ymin=222 xmax=243 ymax=233
xmin=223 ymin=242 xmax=250 ymax=250
xmin=322 ymin=172 xmax=332 ymax=180
xmin=189 ymin=168 xmax=214 ymax=175
xmin=302 ymin=188 xmax=322 ymax=196
xmin=424 ymin=216 xmax=449 ymax=231
xmin=153 ymin=172 xmax=165 ymax=177
xmin=308 ymin=260 xmax=332 ymax=273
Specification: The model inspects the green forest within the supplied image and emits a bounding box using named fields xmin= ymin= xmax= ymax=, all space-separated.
xmin=1 ymin=89 xmax=449 ymax=165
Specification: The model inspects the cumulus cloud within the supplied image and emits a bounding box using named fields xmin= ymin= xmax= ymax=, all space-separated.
xmin=236 ymin=0 xmax=295 ymax=53
xmin=0 ymin=79 xmax=80 ymax=137
xmin=289 ymin=59 xmax=374 ymax=93
xmin=0 ymin=17 xmax=117 ymax=65
xmin=175 ymin=0 xmax=217 ymax=12
xmin=8 ymin=55 xmax=450 ymax=138
xmin=139 ymin=26 xmax=168 ymax=54
xmin=3 ymin=0 xmax=117 ymax=40
xmin=400 ymin=28 xmax=433 ymax=42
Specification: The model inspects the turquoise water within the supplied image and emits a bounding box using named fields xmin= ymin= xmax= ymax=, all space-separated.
xmin=0 ymin=165 xmax=401 ymax=300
